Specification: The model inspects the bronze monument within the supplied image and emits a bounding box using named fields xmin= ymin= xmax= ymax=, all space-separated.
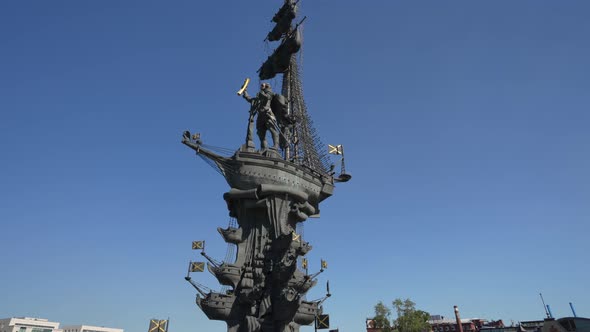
xmin=182 ymin=1 xmax=350 ymax=331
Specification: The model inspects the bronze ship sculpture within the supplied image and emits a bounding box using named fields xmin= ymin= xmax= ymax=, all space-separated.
xmin=182 ymin=1 xmax=350 ymax=331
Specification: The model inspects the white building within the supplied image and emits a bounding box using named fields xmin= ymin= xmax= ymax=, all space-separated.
xmin=0 ymin=319 xmax=123 ymax=332
xmin=0 ymin=317 xmax=62 ymax=332
xmin=61 ymin=326 xmax=122 ymax=332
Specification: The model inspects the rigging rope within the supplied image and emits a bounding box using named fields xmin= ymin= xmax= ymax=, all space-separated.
xmin=194 ymin=143 xmax=241 ymax=177
xmin=197 ymin=154 xmax=224 ymax=176
xmin=200 ymin=143 xmax=235 ymax=156
xmin=287 ymin=58 xmax=330 ymax=173
xmin=219 ymin=217 xmax=238 ymax=294
xmin=223 ymin=218 xmax=237 ymax=264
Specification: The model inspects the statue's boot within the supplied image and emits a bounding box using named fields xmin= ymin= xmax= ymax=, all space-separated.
xmin=269 ymin=126 xmax=279 ymax=150
xmin=245 ymin=119 xmax=256 ymax=148
xmin=258 ymin=130 xmax=268 ymax=150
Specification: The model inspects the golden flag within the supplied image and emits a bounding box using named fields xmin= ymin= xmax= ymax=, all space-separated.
xmin=192 ymin=241 xmax=205 ymax=250
xmin=328 ymin=144 xmax=343 ymax=155
xmin=321 ymin=259 xmax=328 ymax=270
xmin=190 ymin=262 xmax=205 ymax=272
xmin=148 ymin=320 xmax=168 ymax=332
xmin=148 ymin=320 xmax=158 ymax=332
xmin=302 ymin=258 xmax=308 ymax=269
xmin=157 ymin=320 xmax=167 ymax=332
xmin=291 ymin=232 xmax=301 ymax=243
xmin=316 ymin=314 xmax=330 ymax=329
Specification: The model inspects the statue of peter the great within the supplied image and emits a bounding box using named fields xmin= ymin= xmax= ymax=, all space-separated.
xmin=242 ymin=82 xmax=280 ymax=150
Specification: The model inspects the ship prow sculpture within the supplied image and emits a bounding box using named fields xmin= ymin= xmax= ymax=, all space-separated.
xmin=182 ymin=1 xmax=350 ymax=331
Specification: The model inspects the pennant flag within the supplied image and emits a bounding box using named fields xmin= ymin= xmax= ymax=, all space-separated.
xmin=328 ymin=144 xmax=343 ymax=155
xmin=192 ymin=241 xmax=205 ymax=250
xmin=321 ymin=259 xmax=328 ymax=270
xmin=302 ymin=258 xmax=308 ymax=270
xmin=316 ymin=314 xmax=330 ymax=329
xmin=148 ymin=319 xmax=168 ymax=332
xmin=190 ymin=262 xmax=205 ymax=272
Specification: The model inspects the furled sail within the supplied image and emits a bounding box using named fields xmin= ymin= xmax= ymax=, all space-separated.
xmin=272 ymin=0 xmax=298 ymax=23
xmin=267 ymin=0 xmax=298 ymax=41
xmin=258 ymin=29 xmax=302 ymax=80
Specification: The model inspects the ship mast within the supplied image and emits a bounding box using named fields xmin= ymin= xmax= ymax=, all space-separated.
xmin=282 ymin=59 xmax=292 ymax=161
xmin=260 ymin=0 xmax=330 ymax=173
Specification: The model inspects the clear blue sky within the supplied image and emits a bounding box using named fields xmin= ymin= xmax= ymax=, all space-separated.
xmin=1 ymin=1 xmax=589 ymax=331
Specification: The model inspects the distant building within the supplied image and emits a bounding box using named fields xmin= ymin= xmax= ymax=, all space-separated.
xmin=366 ymin=319 xmax=382 ymax=332
xmin=0 ymin=317 xmax=61 ymax=332
xmin=367 ymin=315 xmax=589 ymax=332
xmin=428 ymin=317 xmax=504 ymax=332
xmin=0 ymin=318 xmax=122 ymax=332
xmin=479 ymin=320 xmax=545 ymax=332
xmin=519 ymin=320 xmax=544 ymax=332
xmin=366 ymin=315 xmax=506 ymax=332
xmin=61 ymin=326 xmax=122 ymax=332
xmin=430 ymin=318 xmax=476 ymax=332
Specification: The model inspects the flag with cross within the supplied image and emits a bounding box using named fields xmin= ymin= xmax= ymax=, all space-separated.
xmin=316 ymin=314 xmax=330 ymax=329
xmin=192 ymin=241 xmax=205 ymax=250
xmin=148 ymin=319 xmax=168 ymax=332
xmin=328 ymin=144 xmax=343 ymax=155
xmin=190 ymin=261 xmax=205 ymax=272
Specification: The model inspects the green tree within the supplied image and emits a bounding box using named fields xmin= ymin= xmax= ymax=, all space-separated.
xmin=373 ymin=301 xmax=393 ymax=332
xmin=392 ymin=298 xmax=431 ymax=332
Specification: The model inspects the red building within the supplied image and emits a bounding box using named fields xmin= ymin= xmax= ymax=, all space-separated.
xmin=366 ymin=317 xmax=505 ymax=332
xmin=429 ymin=317 xmax=505 ymax=332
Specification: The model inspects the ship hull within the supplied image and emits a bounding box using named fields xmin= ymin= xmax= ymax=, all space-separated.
xmin=222 ymin=150 xmax=334 ymax=212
